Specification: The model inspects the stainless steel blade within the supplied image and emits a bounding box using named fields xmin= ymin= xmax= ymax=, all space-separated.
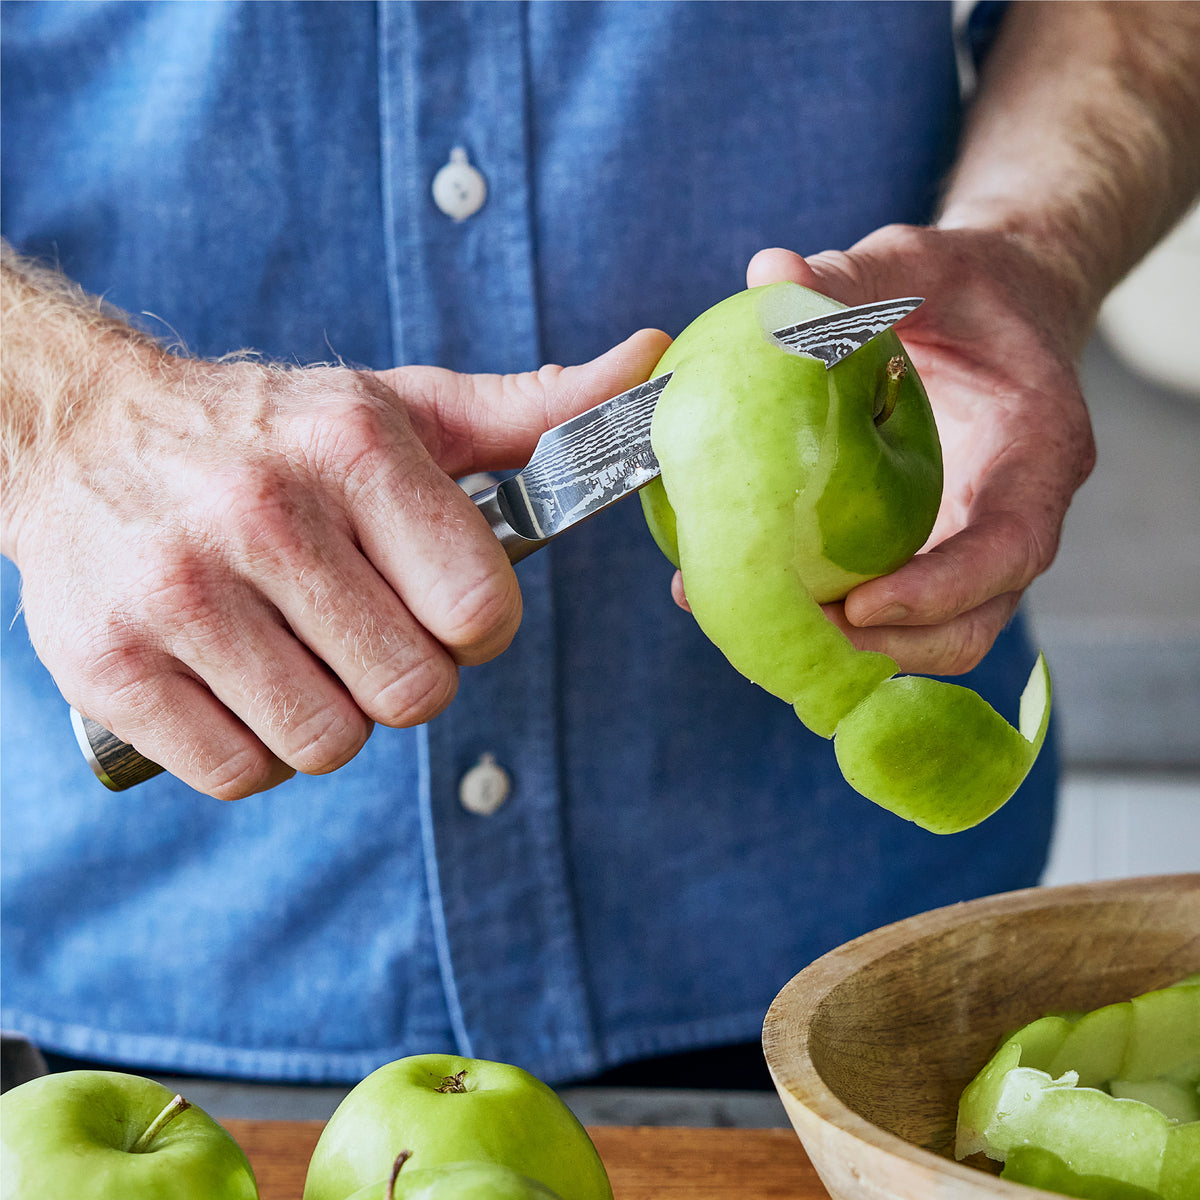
xmin=502 ymin=371 xmax=668 ymax=539
xmin=772 ymin=296 xmax=924 ymax=366
xmin=472 ymin=371 xmax=669 ymax=561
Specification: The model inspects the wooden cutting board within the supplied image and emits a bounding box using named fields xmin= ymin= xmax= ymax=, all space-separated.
xmin=224 ymin=1120 xmax=832 ymax=1199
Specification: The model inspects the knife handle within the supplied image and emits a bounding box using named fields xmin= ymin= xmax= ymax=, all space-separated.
xmin=470 ymin=482 xmax=547 ymax=564
xmin=71 ymin=709 xmax=165 ymax=791
xmin=70 ymin=482 xmax=551 ymax=790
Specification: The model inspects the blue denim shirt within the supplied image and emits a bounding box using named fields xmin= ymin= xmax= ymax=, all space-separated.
xmin=1 ymin=0 xmax=1050 ymax=1086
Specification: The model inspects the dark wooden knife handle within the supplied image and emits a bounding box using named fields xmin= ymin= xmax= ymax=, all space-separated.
xmin=71 ymin=709 xmax=165 ymax=791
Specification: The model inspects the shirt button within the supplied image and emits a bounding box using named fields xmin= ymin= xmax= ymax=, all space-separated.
xmin=458 ymin=753 xmax=512 ymax=816
xmin=432 ymin=147 xmax=487 ymax=221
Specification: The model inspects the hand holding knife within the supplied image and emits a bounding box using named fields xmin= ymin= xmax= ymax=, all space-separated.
xmin=73 ymin=296 xmax=923 ymax=789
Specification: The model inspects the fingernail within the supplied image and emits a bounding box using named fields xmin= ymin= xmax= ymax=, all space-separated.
xmin=860 ymin=603 xmax=908 ymax=627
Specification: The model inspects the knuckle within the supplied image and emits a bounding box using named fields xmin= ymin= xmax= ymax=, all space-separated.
xmin=931 ymin=602 xmax=1013 ymax=678
xmin=368 ymin=654 xmax=459 ymax=728
xmin=426 ymin=569 xmax=522 ymax=659
xmin=272 ymin=696 xmax=372 ymax=775
xmin=129 ymin=535 xmax=222 ymax=622
xmin=992 ymin=509 xmax=1048 ymax=584
xmin=300 ymin=373 xmax=400 ymax=483
xmin=1072 ymin=421 xmax=1098 ymax=485
xmin=142 ymin=566 xmax=244 ymax=665
xmin=213 ymin=468 xmax=289 ymax=541
xmin=201 ymin=743 xmax=291 ymax=801
xmin=203 ymin=468 xmax=318 ymax=576
xmin=64 ymin=626 xmax=155 ymax=703
xmin=935 ymin=635 xmax=989 ymax=677
xmin=47 ymin=616 xmax=175 ymax=733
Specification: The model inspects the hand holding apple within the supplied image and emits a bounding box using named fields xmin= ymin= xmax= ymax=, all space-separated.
xmin=641 ymin=276 xmax=1051 ymax=832
xmin=641 ymin=279 xmax=943 ymax=738
xmin=0 ymin=1069 xmax=259 ymax=1200
xmin=745 ymin=230 xmax=1095 ymax=679
xmin=303 ymin=1055 xmax=611 ymax=1200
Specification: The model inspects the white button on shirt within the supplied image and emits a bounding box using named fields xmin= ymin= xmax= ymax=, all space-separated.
xmin=432 ymin=147 xmax=487 ymax=220
xmin=458 ymin=753 xmax=512 ymax=815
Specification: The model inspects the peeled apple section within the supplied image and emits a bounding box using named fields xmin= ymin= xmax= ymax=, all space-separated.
xmin=956 ymin=978 xmax=1200 ymax=1199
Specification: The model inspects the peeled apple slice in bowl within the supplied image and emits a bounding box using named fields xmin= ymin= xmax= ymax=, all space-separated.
xmin=640 ymin=281 xmax=1051 ymax=834
xmin=955 ymin=976 xmax=1200 ymax=1199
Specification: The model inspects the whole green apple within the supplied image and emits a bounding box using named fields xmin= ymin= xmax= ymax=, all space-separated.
xmin=302 ymin=1055 xmax=611 ymax=1200
xmin=344 ymin=1154 xmax=564 ymax=1199
xmin=0 ymin=1070 xmax=259 ymax=1200
xmin=641 ymin=281 xmax=1050 ymax=833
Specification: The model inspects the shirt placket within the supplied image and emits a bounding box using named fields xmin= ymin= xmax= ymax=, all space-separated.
xmin=376 ymin=0 xmax=599 ymax=1080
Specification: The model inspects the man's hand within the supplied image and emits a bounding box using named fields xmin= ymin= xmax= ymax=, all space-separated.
xmin=2 ymin=255 xmax=669 ymax=798
xmin=671 ymin=0 xmax=1200 ymax=677
xmin=668 ymin=231 xmax=1097 ymax=678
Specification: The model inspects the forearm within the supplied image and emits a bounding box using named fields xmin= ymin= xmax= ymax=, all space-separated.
xmin=0 ymin=243 xmax=166 ymax=556
xmin=938 ymin=0 xmax=1200 ymax=352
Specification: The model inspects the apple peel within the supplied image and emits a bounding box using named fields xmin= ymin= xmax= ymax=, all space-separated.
xmin=641 ymin=282 xmax=1052 ymax=834
xmin=833 ymin=653 xmax=1051 ymax=834
xmin=955 ymin=978 xmax=1200 ymax=1199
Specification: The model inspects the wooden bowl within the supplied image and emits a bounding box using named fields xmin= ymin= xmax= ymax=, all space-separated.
xmin=762 ymin=874 xmax=1200 ymax=1199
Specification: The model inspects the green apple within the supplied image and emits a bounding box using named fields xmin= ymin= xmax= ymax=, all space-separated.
xmin=640 ymin=281 xmax=937 ymax=737
xmin=0 ymin=1069 xmax=259 ymax=1200
xmin=302 ymin=1055 xmax=612 ymax=1200
xmin=344 ymin=1154 xmax=564 ymax=1199
xmin=641 ymin=281 xmax=1050 ymax=833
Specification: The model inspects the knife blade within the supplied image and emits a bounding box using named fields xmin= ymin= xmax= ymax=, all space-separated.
xmin=71 ymin=295 xmax=922 ymax=789
xmin=475 ymin=295 xmax=923 ymax=562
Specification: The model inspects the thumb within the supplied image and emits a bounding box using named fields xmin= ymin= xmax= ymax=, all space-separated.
xmin=747 ymin=245 xmax=876 ymax=307
xmin=537 ymin=326 xmax=674 ymax=431
xmin=747 ymin=246 xmax=823 ymax=290
xmin=375 ymin=327 xmax=672 ymax=477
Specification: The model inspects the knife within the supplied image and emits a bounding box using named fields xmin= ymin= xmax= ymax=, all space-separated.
xmin=72 ymin=295 xmax=923 ymax=789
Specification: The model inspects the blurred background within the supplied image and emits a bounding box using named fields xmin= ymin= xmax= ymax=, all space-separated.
xmin=1030 ymin=202 xmax=1200 ymax=886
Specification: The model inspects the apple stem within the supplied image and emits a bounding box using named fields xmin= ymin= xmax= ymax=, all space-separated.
xmin=131 ymin=1093 xmax=191 ymax=1153
xmin=386 ymin=1150 xmax=413 ymax=1200
xmin=874 ymin=356 xmax=907 ymax=426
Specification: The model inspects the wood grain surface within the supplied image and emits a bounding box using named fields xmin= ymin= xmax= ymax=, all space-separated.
xmin=223 ymin=1120 xmax=831 ymax=1200
xmin=763 ymin=873 xmax=1200 ymax=1200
